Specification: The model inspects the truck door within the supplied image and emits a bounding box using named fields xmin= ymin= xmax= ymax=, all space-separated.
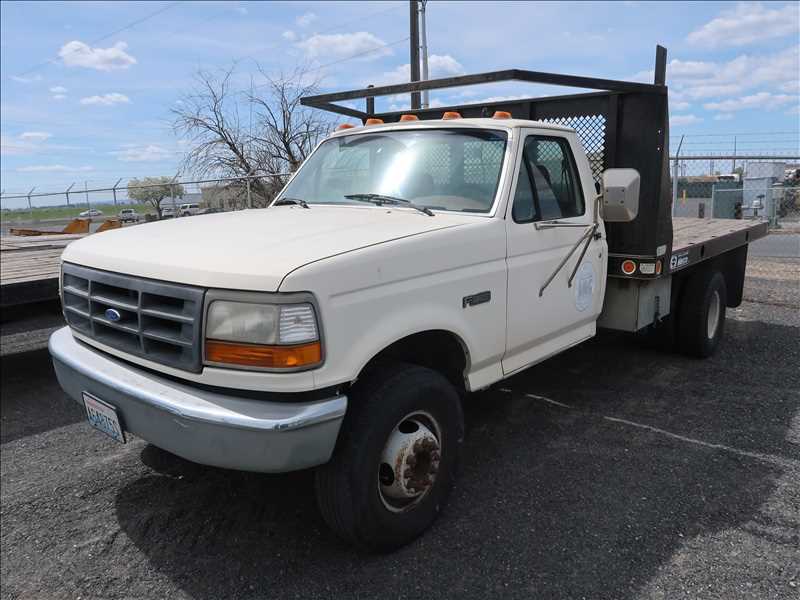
xmin=502 ymin=131 xmax=607 ymax=375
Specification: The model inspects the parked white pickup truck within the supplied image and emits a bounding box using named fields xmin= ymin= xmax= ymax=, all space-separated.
xmin=50 ymin=48 xmax=766 ymax=550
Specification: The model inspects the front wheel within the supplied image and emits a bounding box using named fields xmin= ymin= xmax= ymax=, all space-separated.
xmin=314 ymin=362 xmax=464 ymax=552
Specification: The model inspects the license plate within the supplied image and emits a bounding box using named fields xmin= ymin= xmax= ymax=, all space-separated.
xmin=82 ymin=392 xmax=125 ymax=443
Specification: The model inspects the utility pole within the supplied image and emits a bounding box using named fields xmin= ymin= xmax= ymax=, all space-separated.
xmin=409 ymin=0 xmax=421 ymax=109
xmin=419 ymin=0 xmax=430 ymax=108
xmin=84 ymin=180 xmax=90 ymax=209
xmin=732 ymin=136 xmax=737 ymax=173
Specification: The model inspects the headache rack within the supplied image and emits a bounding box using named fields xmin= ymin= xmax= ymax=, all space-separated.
xmin=301 ymin=46 xmax=672 ymax=262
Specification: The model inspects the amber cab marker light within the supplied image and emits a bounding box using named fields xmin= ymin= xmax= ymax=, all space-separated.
xmin=365 ymin=118 xmax=384 ymax=126
xmin=336 ymin=123 xmax=356 ymax=131
xmin=206 ymin=340 xmax=322 ymax=369
xmin=399 ymin=114 xmax=419 ymax=121
xmin=621 ymin=259 xmax=637 ymax=275
xmin=442 ymin=111 xmax=462 ymax=120
xmin=493 ymin=111 xmax=512 ymax=119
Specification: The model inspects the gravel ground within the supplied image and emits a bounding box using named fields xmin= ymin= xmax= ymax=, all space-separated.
xmin=1 ymin=254 xmax=798 ymax=600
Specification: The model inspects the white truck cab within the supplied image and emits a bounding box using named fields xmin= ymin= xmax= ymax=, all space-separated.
xmin=49 ymin=48 xmax=766 ymax=551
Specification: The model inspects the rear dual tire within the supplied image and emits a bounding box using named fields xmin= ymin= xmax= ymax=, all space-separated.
xmin=640 ymin=268 xmax=727 ymax=358
xmin=677 ymin=269 xmax=727 ymax=358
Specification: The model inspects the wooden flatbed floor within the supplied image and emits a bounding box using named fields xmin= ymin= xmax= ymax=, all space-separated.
xmin=1 ymin=234 xmax=84 ymax=307
xmin=670 ymin=217 xmax=768 ymax=273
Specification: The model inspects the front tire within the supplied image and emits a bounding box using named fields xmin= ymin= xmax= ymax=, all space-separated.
xmin=314 ymin=362 xmax=464 ymax=551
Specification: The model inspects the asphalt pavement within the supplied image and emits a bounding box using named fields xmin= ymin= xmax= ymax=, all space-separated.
xmin=1 ymin=253 xmax=798 ymax=600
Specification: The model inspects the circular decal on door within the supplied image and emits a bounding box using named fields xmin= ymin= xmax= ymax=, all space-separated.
xmin=574 ymin=262 xmax=595 ymax=312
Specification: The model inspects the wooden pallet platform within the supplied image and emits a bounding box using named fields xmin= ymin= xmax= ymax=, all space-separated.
xmin=1 ymin=234 xmax=84 ymax=307
xmin=670 ymin=217 xmax=768 ymax=273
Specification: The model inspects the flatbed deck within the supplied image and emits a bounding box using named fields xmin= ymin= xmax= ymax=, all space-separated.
xmin=669 ymin=218 xmax=768 ymax=273
xmin=0 ymin=234 xmax=83 ymax=307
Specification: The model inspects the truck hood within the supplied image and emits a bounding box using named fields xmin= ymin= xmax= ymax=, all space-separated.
xmin=62 ymin=205 xmax=476 ymax=291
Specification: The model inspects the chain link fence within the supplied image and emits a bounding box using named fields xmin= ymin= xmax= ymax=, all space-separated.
xmin=670 ymin=155 xmax=800 ymax=231
xmin=0 ymin=174 xmax=291 ymax=230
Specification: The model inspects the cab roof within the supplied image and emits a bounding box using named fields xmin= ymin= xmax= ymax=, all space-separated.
xmin=328 ymin=117 xmax=574 ymax=138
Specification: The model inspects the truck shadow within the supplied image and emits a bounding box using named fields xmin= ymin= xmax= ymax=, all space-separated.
xmin=114 ymin=319 xmax=798 ymax=599
xmin=0 ymin=348 xmax=84 ymax=444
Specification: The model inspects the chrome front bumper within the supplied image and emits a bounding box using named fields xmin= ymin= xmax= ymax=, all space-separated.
xmin=49 ymin=326 xmax=346 ymax=473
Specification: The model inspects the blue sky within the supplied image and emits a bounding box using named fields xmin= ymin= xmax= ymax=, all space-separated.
xmin=1 ymin=0 xmax=798 ymax=203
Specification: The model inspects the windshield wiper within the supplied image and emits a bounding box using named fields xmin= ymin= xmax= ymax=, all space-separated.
xmin=274 ymin=197 xmax=310 ymax=209
xmin=344 ymin=193 xmax=434 ymax=216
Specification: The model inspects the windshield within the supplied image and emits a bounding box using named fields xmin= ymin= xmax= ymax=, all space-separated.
xmin=278 ymin=128 xmax=508 ymax=213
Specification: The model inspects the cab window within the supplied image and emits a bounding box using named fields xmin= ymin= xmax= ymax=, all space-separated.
xmin=512 ymin=135 xmax=585 ymax=223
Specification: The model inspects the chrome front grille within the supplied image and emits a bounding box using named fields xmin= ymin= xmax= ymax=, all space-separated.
xmin=61 ymin=262 xmax=205 ymax=372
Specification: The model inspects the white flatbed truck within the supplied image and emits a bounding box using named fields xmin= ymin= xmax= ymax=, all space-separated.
xmin=49 ymin=46 xmax=766 ymax=550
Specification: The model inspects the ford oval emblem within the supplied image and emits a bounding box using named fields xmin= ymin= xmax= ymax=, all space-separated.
xmin=105 ymin=308 xmax=122 ymax=322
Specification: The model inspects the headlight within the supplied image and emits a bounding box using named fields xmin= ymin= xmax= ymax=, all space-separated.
xmin=204 ymin=299 xmax=322 ymax=370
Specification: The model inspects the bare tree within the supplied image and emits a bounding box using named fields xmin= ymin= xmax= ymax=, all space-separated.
xmin=172 ymin=65 xmax=331 ymax=206
xmin=128 ymin=176 xmax=185 ymax=219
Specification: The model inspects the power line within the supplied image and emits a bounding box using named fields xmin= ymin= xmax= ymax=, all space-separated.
xmin=13 ymin=1 xmax=181 ymax=78
xmin=249 ymin=36 xmax=410 ymax=92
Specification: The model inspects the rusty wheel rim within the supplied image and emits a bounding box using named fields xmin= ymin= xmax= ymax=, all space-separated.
xmin=377 ymin=411 xmax=442 ymax=513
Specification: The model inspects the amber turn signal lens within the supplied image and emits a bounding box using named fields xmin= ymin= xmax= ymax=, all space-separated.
xmin=336 ymin=123 xmax=356 ymax=131
xmin=399 ymin=114 xmax=419 ymax=121
xmin=492 ymin=111 xmax=512 ymax=119
xmin=365 ymin=118 xmax=384 ymax=125
xmin=442 ymin=111 xmax=462 ymax=120
xmin=206 ymin=340 xmax=322 ymax=369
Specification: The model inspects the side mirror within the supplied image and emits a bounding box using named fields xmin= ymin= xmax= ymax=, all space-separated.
xmin=602 ymin=168 xmax=640 ymax=222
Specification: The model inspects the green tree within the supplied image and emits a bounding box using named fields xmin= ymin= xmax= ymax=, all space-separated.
xmin=127 ymin=177 xmax=185 ymax=219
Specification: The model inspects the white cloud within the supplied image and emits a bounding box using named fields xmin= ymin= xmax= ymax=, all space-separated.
xmin=670 ymin=114 xmax=703 ymax=126
xmin=470 ymin=94 xmax=530 ymax=104
xmin=671 ymin=100 xmax=691 ymax=111
xmin=49 ymin=86 xmax=67 ymax=94
xmin=704 ymin=92 xmax=795 ymax=112
xmin=1 ymin=135 xmax=29 ymax=156
xmin=376 ymin=54 xmax=465 ymax=85
xmin=298 ymin=32 xmax=392 ymax=62
xmin=111 ymin=145 xmax=172 ymax=162
xmin=714 ymin=113 xmax=734 ymax=121
xmin=59 ymin=40 xmax=136 ymax=71
xmin=282 ymin=30 xmax=297 ymax=41
xmin=296 ymin=12 xmax=317 ymax=27
xmin=10 ymin=74 xmax=42 ymax=83
xmin=16 ymin=164 xmax=93 ymax=173
xmin=19 ymin=132 xmax=52 ymax=141
xmin=80 ymin=93 xmax=131 ymax=106
xmin=640 ymin=45 xmax=799 ymax=101
xmin=52 ymin=94 xmax=67 ymax=101
xmin=687 ymin=2 xmax=800 ymax=48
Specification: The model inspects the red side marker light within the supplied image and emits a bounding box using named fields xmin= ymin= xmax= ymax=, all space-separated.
xmin=621 ymin=260 xmax=637 ymax=275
